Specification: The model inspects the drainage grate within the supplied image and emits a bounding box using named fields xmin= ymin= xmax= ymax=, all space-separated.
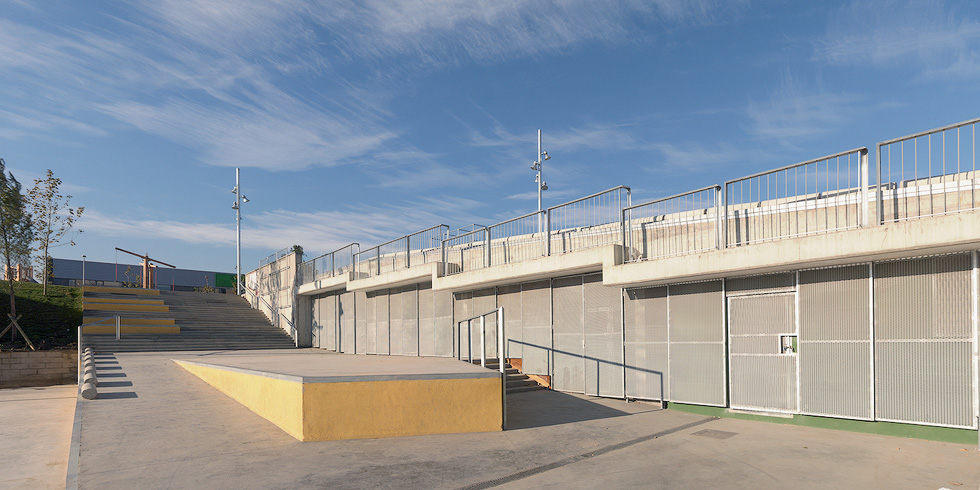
xmin=691 ymin=429 xmax=737 ymax=439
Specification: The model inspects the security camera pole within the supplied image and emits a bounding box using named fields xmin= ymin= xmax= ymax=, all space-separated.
xmin=531 ymin=129 xmax=550 ymax=232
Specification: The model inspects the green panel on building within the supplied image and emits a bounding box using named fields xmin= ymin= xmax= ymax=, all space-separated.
xmin=215 ymin=273 xmax=236 ymax=288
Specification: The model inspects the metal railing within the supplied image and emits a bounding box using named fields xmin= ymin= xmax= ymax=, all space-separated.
xmin=455 ymin=307 xmax=507 ymax=429
xmin=297 ymin=243 xmax=359 ymax=284
xmin=724 ymin=148 xmax=869 ymax=247
xmin=79 ymin=315 xmax=122 ymax=340
xmin=877 ymin=116 xmax=980 ymax=223
xmin=443 ymin=187 xmax=630 ymax=276
xmin=259 ymin=247 xmax=289 ymax=266
xmin=353 ymin=225 xmax=448 ymax=279
xmin=624 ymin=185 xmax=721 ymax=262
xmin=547 ymin=186 xmax=631 ymax=255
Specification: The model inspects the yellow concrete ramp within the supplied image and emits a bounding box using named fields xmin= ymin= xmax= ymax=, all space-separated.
xmin=174 ymin=353 xmax=503 ymax=441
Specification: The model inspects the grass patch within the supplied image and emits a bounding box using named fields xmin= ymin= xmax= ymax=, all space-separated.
xmin=0 ymin=282 xmax=83 ymax=350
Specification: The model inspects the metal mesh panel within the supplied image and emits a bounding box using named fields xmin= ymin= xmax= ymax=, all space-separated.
xmin=668 ymin=281 xmax=725 ymax=406
xmin=624 ymin=287 xmax=668 ymax=401
xmin=365 ymin=291 xmax=377 ymax=354
xmin=474 ymin=288 xmax=497 ymax=359
xmin=727 ymin=273 xmax=795 ymax=295
xmin=375 ymin=289 xmax=389 ymax=355
xmin=402 ymin=285 xmax=419 ymax=356
xmin=389 ymin=288 xmax=404 ymax=356
xmin=799 ymin=266 xmax=872 ymax=419
xmin=553 ymin=276 xmax=584 ymax=393
xmin=433 ymin=288 xmax=454 ymax=357
xmin=497 ymin=284 xmax=523 ymax=359
xmin=584 ymin=274 xmax=623 ymax=398
xmin=729 ymin=292 xmax=798 ymax=412
xmin=339 ymin=291 xmax=354 ymax=353
xmin=324 ymin=294 xmax=336 ymax=351
xmin=454 ymin=291 xmax=473 ymax=358
xmin=418 ymin=284 xmax=435 ymax=357
xmin=354 ymin=291 xmax=367 ymax=354
xmin=874 ymin=254 xmax=975 ymax=428
xmin=521 ymin=280 xmax=552 ymax=375
xmin=311 ymin=295 xmax=321 ymax=349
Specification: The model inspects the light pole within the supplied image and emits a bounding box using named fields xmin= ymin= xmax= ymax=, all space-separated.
xmin=232 ymin=168 xmax=249 ymax=295
xmin=81 ymin=255 xmax=86 ymax=287
xmin=530 ymin=129 xmax=550 ymax=231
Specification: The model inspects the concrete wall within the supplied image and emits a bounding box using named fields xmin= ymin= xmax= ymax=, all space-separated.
xmin=245 ymin=251 xmax=305 ymax=346
xmin=0 ymin=350 xmax=78 ymax=388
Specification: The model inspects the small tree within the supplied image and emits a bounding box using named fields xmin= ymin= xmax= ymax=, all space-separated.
xmin=0 ymin=158 xmax=33 ymax=339
xmin=28 ymin=169 xmax=84 ymax=295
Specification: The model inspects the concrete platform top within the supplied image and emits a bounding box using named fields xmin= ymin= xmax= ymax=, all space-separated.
xmin=173 ymin=350 xmax=501 ymax=383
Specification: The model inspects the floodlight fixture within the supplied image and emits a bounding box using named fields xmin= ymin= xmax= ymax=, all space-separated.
xmin=242 ymin=195 xmax=250 ymax=203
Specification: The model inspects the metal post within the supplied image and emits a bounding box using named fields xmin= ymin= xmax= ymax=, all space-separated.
xmin=721 ymin=184 xmax=729 ymax=248
xmin=484 ymin=228 xmax=490 ymax=268
xmin=81 ymin=255 xmax=86 ymax=287
xmin=860 ymin=149 xmax=870 ymax=227
xmin=715 ymin=186 xmax=723 ymax=249
xmin=467 ymin=319 xmax=473 ymax=363
xmin=77 ymin=326 xmax=82 ymax=385
xmin=235 ymin=168 xmax=242 ymax=296
xmin=480 ymin=315 xmax=486 ymax=368
xmin=406 ymin=237 xmax=411 ymax=268
xmin=498 ymin=306 xmax=506 ymax=430
xmin=876 ymin=144 xmax=884 ymax=225
xmin=115 ymin=315 xmax=120 ymax=341
xmin=545 ymin=210 xmax=552 ymax=256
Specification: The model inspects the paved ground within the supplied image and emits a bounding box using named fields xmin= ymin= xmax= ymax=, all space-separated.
xmin=0 ymin=384 xmax=76 ymax=489
xmin=75 ymin=349 xmax=980 ymax=489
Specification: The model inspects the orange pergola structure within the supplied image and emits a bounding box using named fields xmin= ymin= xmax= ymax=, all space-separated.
xmin=114 ymin=247 xmax=176 ymax=289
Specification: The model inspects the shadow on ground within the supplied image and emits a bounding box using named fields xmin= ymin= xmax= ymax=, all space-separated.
xmin=506 ymin=389 xmax=647 ymax=430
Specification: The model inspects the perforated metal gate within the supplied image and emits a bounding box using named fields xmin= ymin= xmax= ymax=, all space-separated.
xmin=728 ymin=274 xmax=798 ymax=413
xmin=553 ymin=276 xmax=585 ymax=393
xmin=364 ymin=291 xmax=377 ymax=354
xmin=497 ymin=284 xmax=522 ymax=359
xmin=339 ymin=291 xmax=354 ymax=353
xmin=400 ymin=286 xmax=419 ymax=357
xmin=624 ymin=286 xmax=668 ymax=401
xmin=418 ymin=284 xmax=435 ymax=356
xmin=354 ymin=291 xmax=368 ymax=354
xmin=874 ymin=254 xmax=977 ymax=429
xmin=584 ymin=274 xmax=624 ymax=398
xmin=389 ymin=288 xmax=403 ymax=356
xmin=521 ymin=280 xmax=551 ymax=375
xmin=313 ymin=293 xmax=338 ymax=351
xmin=668 ymin=281 xmax=725 ymax=406
xmin=799 ymin=265 xmax=873 ymax=420
xmin=434 ymin=288 xmax=454 ymax=357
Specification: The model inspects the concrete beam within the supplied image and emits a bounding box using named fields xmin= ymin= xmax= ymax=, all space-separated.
xmin=347 ymin=262 xmax=443 ymax=292
xmin=605 ymin=209 xmax=980 ymax=288
xmin=297 ymin=272 xmax=352 ymax=296
xmin=434 ymin=244 xmax=622 ymax=291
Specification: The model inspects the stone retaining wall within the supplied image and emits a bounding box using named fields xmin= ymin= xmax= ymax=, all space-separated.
xmin=0 ymin=350 xmax=78 ymax=388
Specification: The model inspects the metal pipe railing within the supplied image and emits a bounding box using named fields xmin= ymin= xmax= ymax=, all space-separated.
xmin=876 ymin=116 xmax=980 ymax=224
xmin=298 ymin=243 xmax=359 ymax=284
xmin=724 ymin=148 xmax=868 ymax=247
xmin=623 ymin=185 xmax=721 ymax=262
xmin=353 ymin=225 xmax=448 ymax=279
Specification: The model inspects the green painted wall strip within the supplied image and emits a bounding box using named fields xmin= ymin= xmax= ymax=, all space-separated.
xmin=665 ymin=402 xmax=977 ymax=445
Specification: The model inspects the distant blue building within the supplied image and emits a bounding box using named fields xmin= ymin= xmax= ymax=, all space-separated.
xmin=51 ymin=258 xmax=237 ymax=292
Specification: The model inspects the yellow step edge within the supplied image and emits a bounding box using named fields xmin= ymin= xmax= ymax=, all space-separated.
xmin=82 ymin=325 xmax=180 ymax=335
xmin=83 ymin=303 xmax=170 ymax=312
xmin=83 ymin=317 xmax=175 ymax=325
xmin=83 ymin=286 xmax=161 ymax=295
xmin=84 ymin=298 xmax=165 ymax=305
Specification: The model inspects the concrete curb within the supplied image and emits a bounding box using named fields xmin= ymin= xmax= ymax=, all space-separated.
xmin=65 ymin=388 xmax=83 ymax=490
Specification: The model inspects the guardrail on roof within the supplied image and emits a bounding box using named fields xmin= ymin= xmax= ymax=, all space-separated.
xmin=353 ymin=225 xmax=449 ymax=279
xmin=297 ymin=243 xmax=359 ymax=284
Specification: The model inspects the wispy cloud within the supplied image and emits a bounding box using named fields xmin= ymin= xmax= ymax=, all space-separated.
xmin=745 ymin=72 xmax=862 ymax=142
xmin=815 ymin=0 xmax=980 ymax=82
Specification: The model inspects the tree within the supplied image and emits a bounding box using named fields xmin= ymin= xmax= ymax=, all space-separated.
xmin=0 ymin=158 xmax=33 ymax=339
xmin=27 ymin=169 xmax=84 ymax=295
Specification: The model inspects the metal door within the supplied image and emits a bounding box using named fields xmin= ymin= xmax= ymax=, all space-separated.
xmin=728 ymin=292 xmax=798 ymax=413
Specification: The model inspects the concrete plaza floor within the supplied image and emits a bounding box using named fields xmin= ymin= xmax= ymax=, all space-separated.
xmin=73 ymin=349 xmax=980 ymax=489
xmin=0 ymin=384 xmax=76 ymax=489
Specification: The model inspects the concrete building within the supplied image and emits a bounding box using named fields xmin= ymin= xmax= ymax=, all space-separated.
xmin=246 ymin=116 xmax=980 ymax=439
xmin=52 ymin=258 xmax=237 ymax=292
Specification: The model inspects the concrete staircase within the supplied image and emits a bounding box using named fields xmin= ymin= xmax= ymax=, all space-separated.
xmin=475 ymin=359 xmax=548 ymax=394
xmin=83 ymin=289 xmax=296 ymax=353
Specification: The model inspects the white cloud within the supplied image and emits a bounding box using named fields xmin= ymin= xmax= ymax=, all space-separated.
xmin=745 ymin=72 xmax=862 ymax=142
xmin=815 ymin=0 xmax=980 ymax=82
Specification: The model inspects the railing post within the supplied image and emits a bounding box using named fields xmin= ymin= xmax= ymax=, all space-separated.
xmin=441 ymin=239 xmax=447 ymax=270
xmin=621 ymin=207 xmax=628 ymax=263
xmin=375 ymin=248 xmax=380 ymax=277
xmin=715 ymin=186 xmax=723 ymax=250
xmin=721 ymin=184 xmax=729 ymax=249
xmin=467 ymin=319 xmax=473 ymax=363
xmin=406 ymin=236 xmax=411 ymax=269
xmin=480 ymin=315 xmax=486 ymax=368
xmin=331 ymin=254 xmax=335 ymax=278
xmin=545 ymin=210 xmax=552 ymax=257
xmin=498 ymin=306 xmax=506 ymax=429
xmin=484 ymin=228 xmax=490 ymax=268
xmin=875 ymin=143 xmax=884 ymax=226
xmin=860 ymin=148 xmax=870 ymax=228
xmin=115 ymin=315 xmax=120 ymax=341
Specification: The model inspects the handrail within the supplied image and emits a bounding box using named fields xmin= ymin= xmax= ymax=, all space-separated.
xmin=362 ymin=224 xmax=448 ymax=250
xmin=79 ymin=315 xmax=122 ymax=340
xmin=486 ymin=209 xmax=544 ymax=230
xmin=546 ymin=185 xmax=632 ymax=211
xmin=455 ymin=307 xmax=507 ymax=428
xmin=725 ymin=148 xmax=868 ymax=185
xmin=623 ymin=184 xmax=721 ymax=211
xmin=877 ymin=116 xmax=980 ymax=147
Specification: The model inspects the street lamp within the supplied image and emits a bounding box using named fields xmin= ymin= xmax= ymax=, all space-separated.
xmin=530 ymin=129 xmax=551 ymax=231
xmin=232 ymin=168 xmax=249 ymax=295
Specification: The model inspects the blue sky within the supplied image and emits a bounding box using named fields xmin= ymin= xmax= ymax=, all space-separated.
xmin=3 ymin=0 xmax=980 ymax=273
